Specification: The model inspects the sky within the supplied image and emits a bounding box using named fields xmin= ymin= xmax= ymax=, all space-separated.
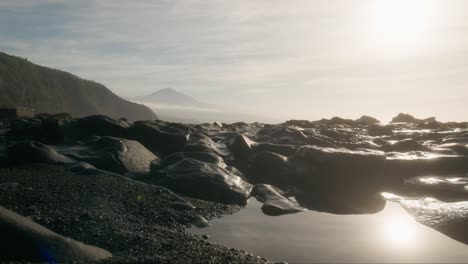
xmin=1 ymin=0 xmax=468 ymax=123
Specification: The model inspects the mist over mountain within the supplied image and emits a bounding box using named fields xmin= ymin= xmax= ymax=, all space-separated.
xmin=130 ymin=88 xmax=279 ymax=124
xmin=0 ymin=51 xmax=157 ymax=121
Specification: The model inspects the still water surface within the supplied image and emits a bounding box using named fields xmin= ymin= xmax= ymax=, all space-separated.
xmin=189 ymin=199 xmax=468 ymax=263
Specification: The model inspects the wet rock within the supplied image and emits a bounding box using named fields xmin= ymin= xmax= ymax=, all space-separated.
xmin=397 ymin=176 xmax=468 ymax=202
xmin=391 ymin=113 xmax=436 ymax=124
xmin=251 ymin=184 xmax=304 ymax=216
xmin=229 ymin=134 xmax=255 ymax=160
xmin=171 ymin=201 xmax=196 ymax=211
xmin=380 ymin=139 xmax=429 ymax=152
xmin=248 ymin=151 xmax=295 ymax=187
xmin=7 ymin=141 xmax=75 ymax=165
xmin=385 ymin=152 xmax=468 ymax=177
xmin=0 ymin=206 xmax=112 ymax=263
xmin=153 ymin=158 xmax=252 ymax=205
xmin=184 ymin=133 xmax=227 ymax=156
xmin=160 ymin=151 xmax=225 ymax=169
xmin=57 ymin=137 xmax=157 ymax=175
xmin=128 ymin=121 xmax=189 ymax=156
xmin=355 ymin=115 xmax=380 ymax=126
xmin=368 ymin=124 xmax=394 ymax=136
xmin=263 ymin=127 xmax=335 ymax=147
xmin=251 ymin=143 xmax=297 ymax=157
xmin=66 ymin=115 xmax=131 ymax=140
xmin=295 ymin=191 xmax=386 ymax=215
xmin=395 ymin=196 xmax=468 ymax=245
xmin=191 ymin=215 xmax=210 ymax=228
xmin=290 ymin=146 xmax=387 ymax=195
xmin=65 ymin=162 xmax=101 ymax=176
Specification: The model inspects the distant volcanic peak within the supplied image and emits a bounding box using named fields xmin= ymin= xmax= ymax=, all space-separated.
xmin=132 ymin=88 xmax=213 ymax=109
xmin=391 ymin=113 xmax=437 ymax=124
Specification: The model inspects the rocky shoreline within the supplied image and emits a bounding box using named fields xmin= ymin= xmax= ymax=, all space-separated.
xmin=1 ymin=113 xmax=468 ymax=263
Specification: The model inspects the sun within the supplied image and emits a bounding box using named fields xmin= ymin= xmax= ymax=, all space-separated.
xmin=372 ymin=0 xmax=435 ymax=47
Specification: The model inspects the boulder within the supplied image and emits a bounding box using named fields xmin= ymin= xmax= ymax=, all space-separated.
xmin=7 ymin=141 xmax=75 ymax=165
xmin=395 ymin=197 xmax=468 ymax=245
xmin=57 ymin=137 xmax=158 ymax=175
xmin=152 ymin=158 xmax=252 ymax=205
xmin=229 ymin=134 xmax=255 ymax=160
xmin=251 ymin=143 xmax=297 ymax=157
xmin=0 ymin=206 xmax=112 ymax=263
xmin=157 ymin=151 xmax=224 ymax=169
xmin=295 ymin=190 xmax=386 ymax=215
xmin=251 ymin=184 xmax=304 ymax=216
xmin=380 ymin=139 xmax=429 ymax=152
xmin=391 ymin=113 xmax=436 ymax=124
xmin=355 ymin=115 xmax=380 ymax=126
xmin=290 ymin=146 xmax=387 ymax=195
xmin=66 ymin=115 xmax=131 ymax=140
xmin=7 ymin=118 xmax=42 ymax=140
xmin=248 ymin=151 xmax=295 ymax=187
xmin=184 ymin=133 xmax=227 ymax=156
xmin=128 ymin=121 xmax=189 ymax=156
xmin=35 ymin=113 xmax=72 ymax=144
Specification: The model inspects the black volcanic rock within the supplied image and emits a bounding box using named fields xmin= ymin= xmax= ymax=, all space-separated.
xmin=158 ymin=151 xmax=224 ymax=169
xmin=391 ymin=113 xmax=437 ymax=124
xmin=290 ymin=146 xmax=386 ymax=195
xmin=0 ymin=51 xmax=156 ymax=121
xmin=355 ymin=115 xmax=380 ymax=126
xmin=229 ymin=134 xmax=255 ymax=160
xmin=0 ymin=206 xmax=112 ymax=263
xmin=395 ymin=196 xmax=468 ymax=245
xmin=7 ymin=141 xmax=75 ymax=165
xmin=128 ymin=121 xmax=189 ymax=156
xmin=152 ymin=158 xmax=252 ymax=205
xmin=295 ymin=190 xmax=386 ymax=215
xmin=251 ymin=184 xmax=304 ymax=216
xmin=380 ymin=138 xmax=429 ymax=152
xmin=248 ymin=151 xmax=295 ymax=187
xmin=56 ymin=136 xmax=157 ymax=175
xmin=66 ymin=115 xmax=131 ymax=140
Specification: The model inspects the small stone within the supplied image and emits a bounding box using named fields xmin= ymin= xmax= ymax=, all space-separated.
xmin=202 ymin=234 xmax=209 ymax=240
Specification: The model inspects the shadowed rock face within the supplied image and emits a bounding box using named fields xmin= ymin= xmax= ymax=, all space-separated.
xmin=66 ymin=115 xmax=131 ymax=140
xmin=0 ymin=206 xmax=112 ymax=263
xmin=248 ymin=151 xmax=295 ymax=187
xmin=128 ymin=121 xmax=189 ymax=156
xmin=290 ymin=146 xmax=387 ymax=193
xmin=7 ymin=140 xmax=75 ymax=165
xmin=153 ymin=158 xmax=252 ymax=205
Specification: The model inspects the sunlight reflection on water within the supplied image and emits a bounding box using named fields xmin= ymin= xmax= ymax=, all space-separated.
xmin=189 ymin=199 xmax=468 ymax=263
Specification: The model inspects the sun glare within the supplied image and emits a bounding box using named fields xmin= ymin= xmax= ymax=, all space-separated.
xmin=384 ymin=217 xmax=414 ymax=244
xmin=372 ymin=0 xmax=436 ymax=47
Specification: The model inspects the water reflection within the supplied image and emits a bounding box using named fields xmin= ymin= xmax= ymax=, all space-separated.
xmin=189 ymin=199 xmax=468 ymax=263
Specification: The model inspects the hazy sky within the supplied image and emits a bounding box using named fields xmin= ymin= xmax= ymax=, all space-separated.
xmin=1 ymin=0 xmax=468 ymax=122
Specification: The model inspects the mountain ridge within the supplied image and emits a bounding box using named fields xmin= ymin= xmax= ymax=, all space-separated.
xmin=0 ymin=51 xmax=157 ymax=121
